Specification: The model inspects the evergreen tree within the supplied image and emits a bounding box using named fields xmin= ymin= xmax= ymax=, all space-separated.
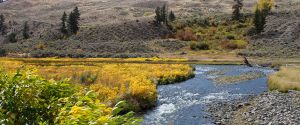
xmin=60 ymin=12 xmax=68 ymax=35
xmin=67 ymin=7 xmax=80 ymax=35
xmin=0 ymin=14 xmax=6 ymax=35
xmin=168 ymin=11 xmax=176 ymax=22
xmin=254 ymin=6 xmax=263 ymax=33
xmin=155 ymin=7 xmax=161 ymax=24
xmin=154 ymin=4 xmax=169 ymax=25
xmin=22 ymin=21 xmax=30 ymax=39
xmin=161 ymin=4 xmax=168 ymax=24
xmin=232 ymin=0 xmax=243 ymax=21
xmin=73 ymin=7 xmax=80 ymax=21
xmin=253 ymin=0 xmax=273 ymax=33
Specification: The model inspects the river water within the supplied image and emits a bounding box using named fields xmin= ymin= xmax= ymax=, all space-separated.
xmin=143 ymin=65 xmax=274 ymax=125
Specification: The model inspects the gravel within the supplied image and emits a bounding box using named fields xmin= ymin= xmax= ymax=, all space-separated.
xmin=208 ymin=91 xmax=300 ymax=125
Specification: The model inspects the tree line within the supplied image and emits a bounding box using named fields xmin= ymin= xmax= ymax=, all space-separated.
xmin=0 ymin=7 xmax=81 ymax=43
xmin=0 ymin=14 xmax=30 ymax=43
xmin=60 ymin=7 xmax=80 ymax=36
xmin=154 ymin=4 xmax=176 ymax=25
xmin=232 ymin=0 xmax=273 ymax=33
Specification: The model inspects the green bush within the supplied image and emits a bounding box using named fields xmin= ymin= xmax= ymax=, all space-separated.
xmin=226 ymin=34 xmax=235 ymax=40
xmin=190 ymin=41 xmax=198 ymax=50
xmin=0 ymin=48 xmax=6 ymax=56
xmin=0 ymin=69 xmax=75 ymax=124
xmin=197 ymin=42 xmax=210 ymax=50
xmin=190 ymin=42 xmax=210 ymax=50
xmin=79 ymin=71 xmax=98 ymax=85
xmin=0 ymin=69 xmax=141 ymax=124
xmin=55 ymin=91 xmax=141 ymax=125
xmin=233 ymin=40 xmax=248 ymax=49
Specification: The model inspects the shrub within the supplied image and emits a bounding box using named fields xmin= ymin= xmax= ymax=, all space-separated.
xmin=226 ymin=34 xmax=235 ymax=40
xmin=225 ymin=42 xmax=238 ymax=49
xmin=221 ymin=40 xmax=247 ymax=50
xmin=233 ymin=40 xmax=248 ymax=49
xmin=35 ymin=42 xmax=46 ymax=50
xmin=143 ymin=12 xmax=153 ymax=17
xmin=190 ymin=41 xmax=198 ymax=50
xmin=175 ymin=27 xmax=197 ymax=41
xmin=79 ymin=71 xmax=98 ymax=85
xmin=0 ymin=69 xmax=141 ymax=124
xmin=190 ymin=42 xmax=210 ymax=50
xmin=197 ymin=42 xmax=210 ymax=50
xmin=0 ymin=48 xmax=6 ymax=56
xmin=7 ymin=33 xmax=17 ymax=43
xmin=120 ymin=11 xmax=129 ymax=16
xmin=55 ymin=91 xmax=141 ymax=125
xmin=0 ymin=69 xmax=75 ymax=124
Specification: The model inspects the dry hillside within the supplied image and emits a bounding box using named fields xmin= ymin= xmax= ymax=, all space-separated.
xmin=0 ymin=0 xmax=299 ymax=58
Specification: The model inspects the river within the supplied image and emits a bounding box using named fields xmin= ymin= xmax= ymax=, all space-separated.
xmin=143 ymin=65 xmax=274 ymax=125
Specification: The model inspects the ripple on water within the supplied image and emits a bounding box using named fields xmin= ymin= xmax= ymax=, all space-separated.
xmin=202 ymin=91 xmax=247 ymax=103
xmin=143 ymin=65 xmax=274 ymax=125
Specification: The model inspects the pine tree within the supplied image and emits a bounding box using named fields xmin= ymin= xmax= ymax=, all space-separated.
xmin=161 ymin=4 xmax=168 ymax=24
xmin=254 ymin=6 xmax=263 ymax=33
xmin=155 ymin=7 xmax=161 ymax=24
xmin=67 ymin=7 xmax=80 ymax=35
xmin=73 ymin=7 xmax=80 ymax=21
xmin=232 ymin=0 xmax=243 ymax=21
xmin=168 ymin=11 xmax=176 ymax=22
xmin=0 ymin=14 xmax=6 ymax=35
xmin=22 ymin=21 xmax=30 ymax=39
xmin=253 ymin=0 xmax=272 ymax=33
xmin=60 ymin=12 xmax=68 ymax=35
xmin=154 ymin=4 xmax=169 ymax=25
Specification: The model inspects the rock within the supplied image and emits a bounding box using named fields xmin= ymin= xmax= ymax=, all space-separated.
xmin=208 ymin=90 xmax=300 ymax=125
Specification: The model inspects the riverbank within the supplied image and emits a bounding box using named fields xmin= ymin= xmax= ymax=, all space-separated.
xmin=143 ymin=65 xmax=273 ymax=124
xmin=209 ymin=90 xmax=300 ymax=125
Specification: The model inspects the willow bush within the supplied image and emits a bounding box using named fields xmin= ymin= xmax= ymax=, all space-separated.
xmin=0 ymin=69 xmax=141 ymax=125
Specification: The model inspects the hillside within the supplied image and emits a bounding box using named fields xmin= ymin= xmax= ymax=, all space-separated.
xmin=0 ymin=0 xmax=299 ymax=58
xmin=241 ymin=2 xmax=300 ymax=58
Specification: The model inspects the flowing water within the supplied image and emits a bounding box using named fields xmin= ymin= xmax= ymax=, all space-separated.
xmin=143 ymin=65 xmax=274 ymax=125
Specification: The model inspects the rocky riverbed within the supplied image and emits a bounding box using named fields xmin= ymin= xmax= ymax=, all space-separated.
xmin=143 ymin=65 xmax=274 ymax=125
xmin=209 ymin=90 xmax=300 ymax=125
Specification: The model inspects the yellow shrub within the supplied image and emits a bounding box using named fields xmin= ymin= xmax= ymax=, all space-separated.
xmin=0 ymin=58 xmax=194 ymax=111
xmin=257 ymin=0 xmax=274 ymax=11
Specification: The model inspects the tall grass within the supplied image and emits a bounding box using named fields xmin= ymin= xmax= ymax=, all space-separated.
xmin=0 ymin=58 xmax=195 ymax=111
xmin=268 ymin=66 xmax=300 ymax=92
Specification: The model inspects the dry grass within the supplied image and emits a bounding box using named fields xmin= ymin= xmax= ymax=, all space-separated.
xmin=268 ymin=66 xmax=300 ymax=92
xmin=213 ymin=71 xmax=265 ymax=84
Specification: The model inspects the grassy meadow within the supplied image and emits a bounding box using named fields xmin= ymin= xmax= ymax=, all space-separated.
xmin=0 ymin=57 xmax=196 ymax=124
xmin=268 ymin=66 xmax=300 ymax=92
xmin=0 ymin=58 xmax=194 ymax=109
xmin=0 ymin=57 xmax=195 ymax=124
